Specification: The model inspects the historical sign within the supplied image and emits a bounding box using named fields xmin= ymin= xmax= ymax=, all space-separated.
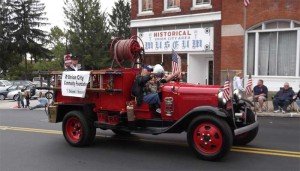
xmin=138 ymin=27 xmax=214 ymax=53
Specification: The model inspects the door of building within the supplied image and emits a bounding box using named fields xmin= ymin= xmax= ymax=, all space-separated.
xmin=187 ymin=53 xmax=213 ymax=85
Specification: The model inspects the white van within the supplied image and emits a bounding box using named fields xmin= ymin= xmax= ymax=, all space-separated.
xmin=0 ymin=80 xmax=12 ymax=91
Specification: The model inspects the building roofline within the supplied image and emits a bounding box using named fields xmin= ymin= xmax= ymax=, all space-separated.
xmin=131 ymin=11 xmax=221 ymax=28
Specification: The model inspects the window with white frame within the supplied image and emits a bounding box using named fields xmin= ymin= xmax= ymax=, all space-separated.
xmin=195 ymin=0 xmax=211 ymax=5
xmin=192 ymin=0 xmax=211 ymax=9
xmin=246 ymin=20 xmax=300 ymax=77
xmin=138 ymin=0 xmax=153 ymax=15
xmin=164 ymin=0 xmax=180 ymax=11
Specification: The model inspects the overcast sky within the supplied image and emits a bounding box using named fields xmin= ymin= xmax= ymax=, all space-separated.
xmin=40 ymin=0 xmax=119 ymax=31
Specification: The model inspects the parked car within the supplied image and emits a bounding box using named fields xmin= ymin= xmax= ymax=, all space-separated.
xmin=0 ymin=80 xmax=12 ymax=91
xmin=0 ymin=85 xmax=23 ymax=100
xmin=6 ymin=85 xmax=53 ymax=101
xmin=11 ymin=80 xmax=33 ymax=87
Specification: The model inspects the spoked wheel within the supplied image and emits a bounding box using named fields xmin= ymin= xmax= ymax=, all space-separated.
xmin=0 ymin=94 xmax=5 ymax=100
xmin=62 ymin=111 xmax=96 ymax=147
xmin=187 ymin=115 xmax=233 ymax=161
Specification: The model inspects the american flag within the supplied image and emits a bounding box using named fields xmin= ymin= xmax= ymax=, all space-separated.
xmin=223 ymin=74 xmax=231 ymax=101
xmin=246 ymin=74 xmax=253 ymax=95
xmin=244 ymin=0 xmax=250 ymax=6
xmin=171 ymin=49 xmax=181 ymax=75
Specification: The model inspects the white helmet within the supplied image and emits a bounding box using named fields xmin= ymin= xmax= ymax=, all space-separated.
xmin=153 ymin=64 xmax=164 ymax=75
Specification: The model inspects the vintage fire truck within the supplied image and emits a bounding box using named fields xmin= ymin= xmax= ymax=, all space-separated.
xmin=47 ymin=37 xmax=258 ymax=161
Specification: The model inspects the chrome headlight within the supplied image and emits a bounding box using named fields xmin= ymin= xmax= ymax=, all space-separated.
xmin=218 ymin=90 xmax=227 ymax=105
xmin=233 ymin=89 xmax=242 ymax=100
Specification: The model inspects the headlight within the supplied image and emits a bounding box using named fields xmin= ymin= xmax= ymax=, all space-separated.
xmin=218 ymin=90 xmax=227 ymax=105
xmin=233 ymin=89 xmax=242 ymax=100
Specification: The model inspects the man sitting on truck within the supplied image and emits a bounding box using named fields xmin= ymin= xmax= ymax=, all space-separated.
xmin=131 ymin=65 xmax=153 ymax=106
xmin=132 ymin=64 xmax=180 ymax=114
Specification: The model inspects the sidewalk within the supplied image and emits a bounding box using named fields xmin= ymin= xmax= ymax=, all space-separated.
xmin=0 ymin=99 xmax=299 ymax=117
xmin=255 ymin=100 xmax=300 ymax=118
xmin=0 ymin=99 xmax=44 ymax=110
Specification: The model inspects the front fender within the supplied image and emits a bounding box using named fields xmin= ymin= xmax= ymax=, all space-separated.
xmin=163 ymin=106 xmax=231 ymax=133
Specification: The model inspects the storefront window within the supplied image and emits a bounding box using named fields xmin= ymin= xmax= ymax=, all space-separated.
xmin=246 ymin=20 xmax=300 ymax=77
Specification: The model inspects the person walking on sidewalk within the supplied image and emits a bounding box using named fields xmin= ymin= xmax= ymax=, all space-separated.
xmin=17 ymin=89 xmax=25 ymax=108
xmin=24 ymin=91 xmax=30 ymax=108
xmin=273 ymin=82 xmax=295 ymax=114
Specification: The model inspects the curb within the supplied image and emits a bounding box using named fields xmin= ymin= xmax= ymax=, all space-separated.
xmin=257 ymin=113 xmax=300 ymax=118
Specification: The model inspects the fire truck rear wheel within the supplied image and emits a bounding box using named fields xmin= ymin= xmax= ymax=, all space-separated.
xmin=62 ymin=110 xmax=96 ymax=147
xmin=187 ymin=115 xmax=233 ymax=161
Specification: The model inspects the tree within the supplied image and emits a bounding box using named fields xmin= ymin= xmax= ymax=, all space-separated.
xmin=49 ymin=26 xmax=67 ymax=69
xmin=109 ymin=0 xmax=131 ymax=38
xmin=64 ymin=0 xmax=111 ymax=70
xmin=0 ymin=0 xmax=22 ymax=78
xmin=8 ymin=0 xmax=49 ymax=79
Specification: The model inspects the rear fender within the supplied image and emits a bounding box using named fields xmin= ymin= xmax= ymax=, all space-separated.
xmin=164 ymin=106 xmax=232 ymax=133
xmin=55 ymin=103 xmax=96 ymax=123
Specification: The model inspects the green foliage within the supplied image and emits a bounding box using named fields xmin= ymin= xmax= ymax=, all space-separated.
xmin=0 ymin=0 xmax=50 ymax=78
xmin=64 ymin=0 xmax=111 ymax=70
xmin=109 ymin=0 xmax=131 ymax=38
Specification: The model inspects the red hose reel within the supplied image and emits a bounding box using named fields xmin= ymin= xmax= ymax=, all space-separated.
xmin=110 ymin=36 xmax=144 ymax=68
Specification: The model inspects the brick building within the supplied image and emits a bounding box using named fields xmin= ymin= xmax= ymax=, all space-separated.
xmin=130 ymin=0 xmax=300 ymax=91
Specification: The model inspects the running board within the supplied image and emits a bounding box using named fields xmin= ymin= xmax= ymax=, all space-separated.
xmin=94 ymin=121 xmax=168 ymax=135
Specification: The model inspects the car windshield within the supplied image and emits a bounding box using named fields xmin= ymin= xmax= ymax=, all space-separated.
xmin=7 ymin=85 xmax=18 ymax=91
xmin=2 ymin=80 xmax=12 ymax=85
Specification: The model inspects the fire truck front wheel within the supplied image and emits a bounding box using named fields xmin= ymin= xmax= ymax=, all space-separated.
xmin=187 ymin=115 xmax=233 ymax=161
xmin=62 ymin=111 xmax=96 ymax=147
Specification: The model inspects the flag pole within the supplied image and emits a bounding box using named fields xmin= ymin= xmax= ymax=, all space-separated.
xmin=243 ymin=1 xmax=247 ymax=80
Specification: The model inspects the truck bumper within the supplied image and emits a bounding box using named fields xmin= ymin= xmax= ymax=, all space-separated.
xmin=48 ymin=105 xmax=58 ymax=123
xmin=234 ymin=121 xmax=259 ymax=136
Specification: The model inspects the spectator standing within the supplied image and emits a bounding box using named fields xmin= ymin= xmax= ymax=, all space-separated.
xmin=253 ymin=80 xmax=268 ymax=112
xmin=233 ymin=71 xmax=244 ymax=91
xmin=273 ymin=82 xmax=295 ymax=113
xmin=24 ymin=91 xmax=30 ymax=108
xmin=295 ymin=86 xmax=300 ymax=112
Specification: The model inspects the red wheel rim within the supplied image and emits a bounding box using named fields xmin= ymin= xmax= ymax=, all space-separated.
xmin=65 ymin=117 xmax=83 ymax=143
xmin=193 ymin=122 xmax=223 ymax=154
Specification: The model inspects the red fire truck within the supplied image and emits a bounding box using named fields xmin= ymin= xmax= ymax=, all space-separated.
xmin=47 ymin=38 xmax=258 ymax=161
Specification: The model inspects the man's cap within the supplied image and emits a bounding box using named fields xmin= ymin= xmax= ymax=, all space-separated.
xmin=143 ymin=65 xmax=153 ymax=72
xmin=71 ymin=55 xmax=79 ymax=60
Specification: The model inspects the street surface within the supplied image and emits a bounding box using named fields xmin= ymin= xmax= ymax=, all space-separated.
xmin=0 ymin=107 xmax=299 ymax=171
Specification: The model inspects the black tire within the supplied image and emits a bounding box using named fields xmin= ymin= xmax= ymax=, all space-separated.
xmin=187 ymin=115 xmax=233 ymax=161
xmin=45 ymin=92 xmax=53 ymax=99
xmin=62 ymin=110 xmax=96 ymax=147
xmin=112 ymin=129 xmax=131 ymax=136
xmin=234 ymin=108 xmax=258 ymax=145
xmin=0 ymin=94 xmax=5 ymax=100
xmin=13 ymin=94 xmax=19 ymax=101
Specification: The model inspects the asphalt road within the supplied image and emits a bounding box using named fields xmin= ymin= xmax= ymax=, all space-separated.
xmin=0 ymin=109 xmax=299 ymax=171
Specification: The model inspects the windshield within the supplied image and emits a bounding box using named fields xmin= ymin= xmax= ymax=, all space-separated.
xmin=7 ymin=85 xmax=17 ymax=91
xmin=2 ymin=80 xmax=12 ymax=86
